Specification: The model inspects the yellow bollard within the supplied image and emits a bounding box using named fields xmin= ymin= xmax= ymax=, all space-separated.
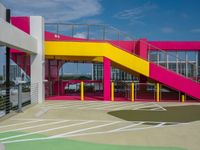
xmin=111 ymin=82 xmax=114 ymax=101
xmin=131 ymin=82 xmax=135 ymax=102
xmin=81 ymin=81 xmax=84 ymax=101
xmin=181 ymin=94 xmax=185 ymax=103
xmin=156 ymin=83 xmax=160 ymax=102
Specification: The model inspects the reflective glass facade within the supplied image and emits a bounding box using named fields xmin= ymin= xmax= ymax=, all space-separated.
xmin=93 ymin=63 xmax=137 ymax=81
xmin=149 ymin=50 xmax=198 ymax=80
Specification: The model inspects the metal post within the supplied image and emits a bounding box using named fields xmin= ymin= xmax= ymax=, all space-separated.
xmin=5 ymin=9 xmax=11 ymax=114
xmin=72 ymin=25 xmax=74 ymax=37
xmin=111 ymin=82 xmax=114 ymax=101
xmin=131 ymin=82 xmax=135 ymax=102
xmin=181 ymin=94 xmax=185 ymax=103
xmin=156 ymin=83 xmax=160 ymax=102
xmin=17 ymin=83 xmax=23 ymax=112
xmin=103 ymin=26 xmax=106 ymax=40
xmin=87 ymin=25 xmax=90 ymax=40
xmin=81 ymin=81 xmax=84 ymax=101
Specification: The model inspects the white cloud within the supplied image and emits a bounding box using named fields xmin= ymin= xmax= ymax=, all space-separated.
xmin=73 ymin=32 xmax=87 ymax=39
xmin=114 ymin=3 xmax=157 ymax=25
xmin=191 ymin=28 xmax=200 ymax=33
xmin=2 ymin=0 xmax=102 ymax=22
xmin=161 ymin=27 xmax=174 ymax=33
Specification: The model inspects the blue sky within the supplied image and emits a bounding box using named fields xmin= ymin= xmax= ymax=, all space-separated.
xmin=1 ymin=0 xmax=200 ymax=40
xmin=1 ymin=0 xmax=200 ymax=75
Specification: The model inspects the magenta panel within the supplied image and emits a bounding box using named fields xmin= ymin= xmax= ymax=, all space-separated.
xmin=150 ymin=63 xmax=200 ymax=100
xmin=11 ymin=17 xmax=30 ymax=34
xmin=149 ymin=41 xmax=200 ymax=50
xmin=10 ymin=17 xmax=31 ymax=76
xmin=103 ymin=57 xmax=111 ymax=101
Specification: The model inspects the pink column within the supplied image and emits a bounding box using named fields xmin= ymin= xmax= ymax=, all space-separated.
xmin=103 ymin=57 xmax=111 ymax=101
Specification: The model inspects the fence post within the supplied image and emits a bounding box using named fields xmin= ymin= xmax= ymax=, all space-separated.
xmin=81 ymin=81 xmax=84 ymax=101
xmin=111 ymin=82 xmax=114 ymax=101
xmin=17 ymin=83 xmax=23 ymax=112
xmin=131 ymin=82 xmax=135 ymax=102
xmin=156 ymin=83 xmax=160 ymax=102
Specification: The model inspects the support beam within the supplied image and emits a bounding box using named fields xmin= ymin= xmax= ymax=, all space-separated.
xmin=103 ymin=57 xmax=111 ymax=101
xmin=0 ymin=18 xmax=37 ymax=54
xmin=30 ymin=16 xmax=44 ymax=104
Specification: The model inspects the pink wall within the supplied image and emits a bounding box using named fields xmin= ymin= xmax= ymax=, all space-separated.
xmin=135 ymin=39 xmax=148 ymax=59
xmin=103 ymin=57 xmax=111 ymax=101
xmin=150 ymin=63 xmax=200 ymax=100
xmin=149 ymin=41 xmax=200 ymax=50
xmin=11 ymin=17 xmax=30 ymax=34
xmin=10 ymin=17 xmax=31 ymax=76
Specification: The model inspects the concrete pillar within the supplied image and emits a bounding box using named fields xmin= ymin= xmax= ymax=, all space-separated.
xmin=103 ymin=57 xmax=111 ymax=101
xmin=30 ymin=16 xmax=45 ymax=103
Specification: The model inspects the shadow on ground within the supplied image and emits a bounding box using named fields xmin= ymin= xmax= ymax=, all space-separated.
xmin=108 ymin=105 xmax=200 ymax=123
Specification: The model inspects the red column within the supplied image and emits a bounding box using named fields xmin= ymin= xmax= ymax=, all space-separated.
xmin=103 ymin=57 xmax=111 ymax=101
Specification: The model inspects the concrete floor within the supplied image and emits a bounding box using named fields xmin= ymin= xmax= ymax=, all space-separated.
xmin=0 ymin=100 xmax=200 ymax=150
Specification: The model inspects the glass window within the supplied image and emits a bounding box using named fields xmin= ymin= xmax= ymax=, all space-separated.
xmin=187 ymin=51 xmax=196 ymax=61
xmin=168 ymin=63 xmax=177 ymax=72
xmin=158 ymin=51 xmax=167 ymax=62
xmin=178 ymin=63 xmax=186 ymax=76
xmin=177 ymin=51 xmax=186 ymax=61
xmin=149 ymin=51 xmax=158 ymax=62
xmin=168 ymin=51 xmax=176 ymax=62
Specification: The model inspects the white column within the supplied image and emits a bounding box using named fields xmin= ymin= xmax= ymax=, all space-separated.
xmin=30 ymin=16 xmax=45 ymax=103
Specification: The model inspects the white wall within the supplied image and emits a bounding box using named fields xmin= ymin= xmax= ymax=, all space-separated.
xmin=0 ymin=3 xmax=6 ymax=21
xmin=30 ymin=16 xmax=45 ymax=103
xmin=0 ymin=18 xmax=37 ymax=53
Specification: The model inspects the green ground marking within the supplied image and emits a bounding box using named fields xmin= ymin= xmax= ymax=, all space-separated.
xmin=5 ymin=138 xmax=186 ymax=150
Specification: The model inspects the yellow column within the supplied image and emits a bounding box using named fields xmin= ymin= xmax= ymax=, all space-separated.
xmin=181 ymin=94 xmax=185 ymax=103
xmin=81 ymin=81 xmax=84 ymax=101
xmin=131 ymin=82 xmax=135 ymax=102
xmin=156 ymin=83 xmax=160 ymax=102
xmin=111 ymin=82 xmax=114 ymax=101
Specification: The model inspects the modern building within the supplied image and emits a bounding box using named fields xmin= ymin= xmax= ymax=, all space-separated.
xmin=1 ymin=1 xmax=200 ymax=113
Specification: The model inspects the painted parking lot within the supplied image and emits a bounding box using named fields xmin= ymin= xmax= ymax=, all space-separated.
xmin=0 ymin=100 xmax=200 ymax=150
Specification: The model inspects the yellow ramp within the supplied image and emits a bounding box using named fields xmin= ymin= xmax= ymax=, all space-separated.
xmin=45 ymin=41 xmax=149 ymax=77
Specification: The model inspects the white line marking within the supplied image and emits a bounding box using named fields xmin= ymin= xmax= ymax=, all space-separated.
xmin=2 ymin=122 xmax=184 ymax=144
xmin=0 ymin=120 xmax=92 ymax=141
xmin=94 ymin=103 xmax=129 ymax=110
xmin=132 ymin=104 xmax=157 ymax=110
xmin=150 ymin=107 xmax=163 ymax=111
xmin=153 ymin=103 xmax=167 ymax=111
xmin=78 ymin=103 xmax=110 ymax=109
xmin=109 ymin=122 xmax=144 ymax=132
xmin=0 ymin=120 xmax=43 ymax=129
xmin=0 ymin=120 xmax=68 ymax=134
xmin=121 ymin=122 xmax=166 ymax=131
xmin=112 ymin=103 xmax=148 ymax=111
xmin=51 ymin=121 xmax=120 ymax=138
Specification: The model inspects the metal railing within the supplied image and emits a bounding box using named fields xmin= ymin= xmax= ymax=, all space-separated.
xmin=0 ymin=82 xmax=38 ymax=118
xmin=45 ymin=23 xmax=198 ymax=83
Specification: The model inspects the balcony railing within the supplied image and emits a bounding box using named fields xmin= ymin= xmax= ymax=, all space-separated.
xmin=45 ymin=23 xmax=198 ymax=83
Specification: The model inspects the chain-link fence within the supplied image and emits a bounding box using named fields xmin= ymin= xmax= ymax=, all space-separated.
xmin=112 ymin=81 xmax=132 ymax=101
xmin=135 ymin=83 xmax=156 ymax=101
xmin=160 ymin=84 xmax=180 ymax=101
